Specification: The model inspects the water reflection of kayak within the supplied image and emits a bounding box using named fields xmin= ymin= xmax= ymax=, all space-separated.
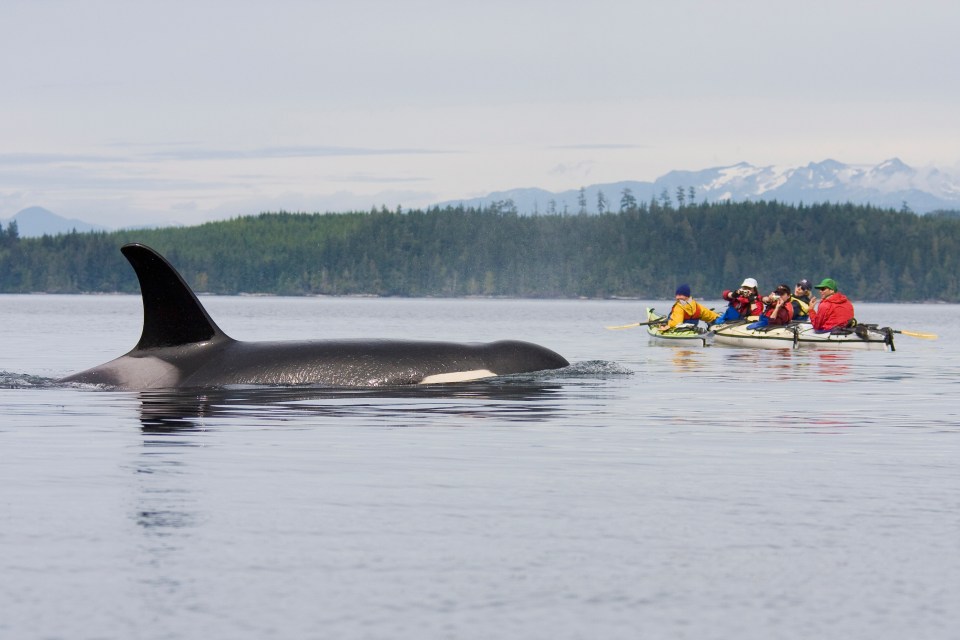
xmin=711 ymin=321 xmax=895 ymax=351
xmin=646 ymin=308 xmax=712 ymax=347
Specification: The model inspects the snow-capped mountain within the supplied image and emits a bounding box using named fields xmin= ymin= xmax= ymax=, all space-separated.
xmin=440 ymin=159 xmax=960 ymax=214
xmin=4 ymin=160 xmax=958 ymax=237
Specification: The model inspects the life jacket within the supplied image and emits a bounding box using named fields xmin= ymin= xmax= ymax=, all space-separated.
xmin=665 ymin=299 xmax=702 ymax=329
xmin=722 ymin=289 xmax=762 ymax=317
xmin=677 ymin=298 xmax=703 ymax=320
xmin=791 ymin=294 xmax=810 ymax=319
xmin=664 ymin=298 xmax=718 ymax=329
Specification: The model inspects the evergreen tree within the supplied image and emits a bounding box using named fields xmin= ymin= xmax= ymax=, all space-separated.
xmin=659 ymin=189 xmax=672 ymax=209
xmin=1 ymin=202 xmax=958 ymax=301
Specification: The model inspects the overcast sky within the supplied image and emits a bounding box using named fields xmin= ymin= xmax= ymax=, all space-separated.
xmin=2 ymin=0 xmax=958 ymax=227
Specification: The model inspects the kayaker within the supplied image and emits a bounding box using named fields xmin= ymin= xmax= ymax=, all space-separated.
xmin=748 ymin=284 xmax=794 ymax=328
xmin=809 ymin=278 xmax=855 ymax=331
xmin=791 ymin=279 xmax=813 ymax=321
xmin=658 ymin=284 xmax=720 ymax=331
xmin=716 ymin=277 xmax=763 ymax=323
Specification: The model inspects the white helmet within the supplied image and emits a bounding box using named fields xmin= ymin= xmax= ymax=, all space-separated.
xmin=740 ymin=277 xmax=758 ymax=288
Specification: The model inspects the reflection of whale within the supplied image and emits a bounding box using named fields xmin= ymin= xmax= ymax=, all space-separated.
xmin=138 ymin=383 xmax=566 ymax=431
xmin=60 ymin=243 xmax=568 ymax=389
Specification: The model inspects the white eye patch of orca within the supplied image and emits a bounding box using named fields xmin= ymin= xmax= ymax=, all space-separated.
xmin=418 ymin=369 xmax=496 ymax=384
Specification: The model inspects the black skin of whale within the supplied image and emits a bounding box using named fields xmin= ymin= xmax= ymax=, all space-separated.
xmin=60 ymin=244 xmax=569 ymax=389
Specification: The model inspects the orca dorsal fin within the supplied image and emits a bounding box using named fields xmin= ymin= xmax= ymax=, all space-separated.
xmin=121 ymin=243 xmax=230 ymax=349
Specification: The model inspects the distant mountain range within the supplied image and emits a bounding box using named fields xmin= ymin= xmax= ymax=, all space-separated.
xmin=1 ymin=206 xmax=108 ymax=238
xmin=440 ymin=158 xmax=960 ymax=215
xmin=4 ymin=159 xmax=959 ymax=236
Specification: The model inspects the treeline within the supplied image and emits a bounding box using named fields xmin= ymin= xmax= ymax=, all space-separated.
xmin=1 ymin=201 xmax=959 ymax=301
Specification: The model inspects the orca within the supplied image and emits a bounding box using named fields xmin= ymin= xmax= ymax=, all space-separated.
xmin=60 ymin=243 xmax=569 ymax=389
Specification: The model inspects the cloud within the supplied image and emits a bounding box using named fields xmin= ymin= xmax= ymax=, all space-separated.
xmin=0 ymin=145 xmax=453 ymax=167
xmin=0 ymin=152 xmax=126 ymax=165
xmin=0 ymin=165 xmax=233 ymax=192
xmin=144 ymin=145 xmax=453 ymax=162
xmin=548 ymin=144 xmax=649 ymax=151
xmin=327 ymin=174 xmax=430 ymax=185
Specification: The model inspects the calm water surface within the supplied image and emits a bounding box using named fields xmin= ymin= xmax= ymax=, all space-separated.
xmin=2 ymin=295 xmax=958 ymax=640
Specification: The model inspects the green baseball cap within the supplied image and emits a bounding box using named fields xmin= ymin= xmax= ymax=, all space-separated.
xmin=815 ymin=278 xmax=838 ymax=291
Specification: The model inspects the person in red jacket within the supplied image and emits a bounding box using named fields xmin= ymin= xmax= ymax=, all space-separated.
xmin=762 ymin=284 xmax=795 ymax=325
xmin=747 ymin=284 xmax=794 ymax=329
xmin=716 ymin=277 xmax=764 ymax=323
xmin=809 ymin=278 xmax=855 ymax=331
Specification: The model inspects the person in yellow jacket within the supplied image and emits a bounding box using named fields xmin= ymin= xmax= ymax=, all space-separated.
xmin=658 ymin=284 xmax=720 ymax=331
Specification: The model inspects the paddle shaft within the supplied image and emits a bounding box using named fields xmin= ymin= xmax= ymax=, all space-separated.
xmin=606 ymin=318 xmax=666 ymax=330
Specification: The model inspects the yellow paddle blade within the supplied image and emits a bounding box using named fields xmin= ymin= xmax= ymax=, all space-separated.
xmin=605 ymin=322 xmax=641 ymax=330
xmin=898 ymin=329 xmax=938 ymax=339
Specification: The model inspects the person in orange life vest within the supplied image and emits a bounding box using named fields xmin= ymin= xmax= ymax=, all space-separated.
xmin=747 ymin=284 xmax=794 ymax=329
xmin=717 ymin=277 xmax=763 ymax=323
xmin=808 ymin=278 xmax=855 ymax=331
xmin=658 ymin=284 xmax=720 ymax=331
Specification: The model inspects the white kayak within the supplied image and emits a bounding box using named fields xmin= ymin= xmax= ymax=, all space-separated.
xmin=646 ymin=308 xmax=713 ymax=347
xmin=711 ymin=321 xmax=895 ymax=351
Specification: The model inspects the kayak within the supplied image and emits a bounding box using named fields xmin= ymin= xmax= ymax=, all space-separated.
xmin=646 ymin=308 xmax=713 ymax=347
xmin=711 ymin=321 xmax=895 ymax=351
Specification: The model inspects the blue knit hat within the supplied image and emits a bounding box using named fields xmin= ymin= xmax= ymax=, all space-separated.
xmin=675 ymin=283 xmax=691 ymax=297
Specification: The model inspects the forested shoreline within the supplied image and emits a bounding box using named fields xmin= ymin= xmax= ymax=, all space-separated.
xmin=1 ymin=201 xmax=959 ymax=302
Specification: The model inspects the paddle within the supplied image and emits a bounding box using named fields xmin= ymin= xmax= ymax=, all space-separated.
xmin=855 ymin=322 xmax=938 ymax=340
xmin=893 ymin=329 xmax=938 ymax=340
xmin=605 ymin=318 xmax=666 ymax=330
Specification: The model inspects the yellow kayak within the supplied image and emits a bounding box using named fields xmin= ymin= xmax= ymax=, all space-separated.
xmin=646 ymin=308 xmax=712 ymax=347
